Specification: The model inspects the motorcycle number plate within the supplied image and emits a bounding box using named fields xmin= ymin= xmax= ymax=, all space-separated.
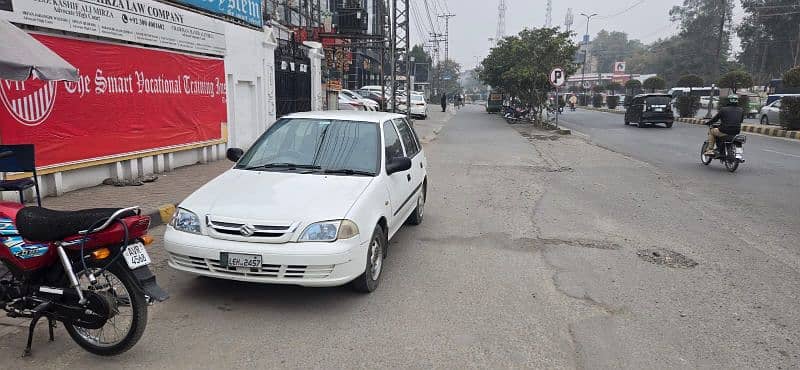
xmin=734 ymin=147 xmax=743 ymax=154
xmin=123 ymin=242 xmax=151 ymax=269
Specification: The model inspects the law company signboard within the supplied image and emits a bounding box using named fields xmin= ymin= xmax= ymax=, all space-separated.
xmin=0 ymin=0 xmax=226 ymax=55
xmin=170 ymin=0 xmax=262 ymax=27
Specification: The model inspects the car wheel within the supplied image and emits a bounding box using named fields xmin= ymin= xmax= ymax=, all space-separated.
xmin=351 ymin=225 xmax=386 ymax=293
xmin=407 ymin=183 xmax=426 ymax=226
xmin=760 ymin=115 xmax=768 ymax=125
xmin=624 ymin=119 xmax=629 ymax=125
xmin=666 ymin=122 xmax=673 ymax=128
xmin=637 ymin=121 xmax=645 ymax=128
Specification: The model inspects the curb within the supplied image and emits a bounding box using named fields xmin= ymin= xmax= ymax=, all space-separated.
xmin=579 ymin=107 xmax=800 ymax=142
xmin=147 ymin=203 xmax=176 ymax=227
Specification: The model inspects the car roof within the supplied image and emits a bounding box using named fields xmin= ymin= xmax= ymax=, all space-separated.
xmin=634 ymin=94 xmax=672 ymax=98
xmin=283 ymin=110 xmax=407 ymax=123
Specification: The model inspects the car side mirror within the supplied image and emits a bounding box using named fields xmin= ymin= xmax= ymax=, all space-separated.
xmin=386 ymin=157 xmax=412 ymax=175
xmin=226 ymin=148 xmax=244 ymax=162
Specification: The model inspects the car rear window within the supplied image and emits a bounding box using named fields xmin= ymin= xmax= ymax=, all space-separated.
xmin=645 ymin=97 xmax=671 ymax=105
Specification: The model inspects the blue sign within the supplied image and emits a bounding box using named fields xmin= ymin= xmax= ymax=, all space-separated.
xmin=173 ymin=0 xmax=263 ymax=27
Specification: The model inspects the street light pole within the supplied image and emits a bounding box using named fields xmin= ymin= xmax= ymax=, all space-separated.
xmin=579 ymin=13 xmax=597 ymax=105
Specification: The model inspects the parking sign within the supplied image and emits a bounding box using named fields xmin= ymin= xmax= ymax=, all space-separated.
xmin=549 ymin=67 xmax=565 ymax=87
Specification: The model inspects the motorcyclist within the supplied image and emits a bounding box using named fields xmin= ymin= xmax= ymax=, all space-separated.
xmin=704 ymin=94 xmax=744 ymax=156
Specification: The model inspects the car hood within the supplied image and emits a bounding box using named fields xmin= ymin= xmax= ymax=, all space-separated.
xmin=180 ymin=169 xmax=374 ymax=223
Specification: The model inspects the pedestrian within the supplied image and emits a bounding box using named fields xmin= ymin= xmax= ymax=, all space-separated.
xmin=440 ymin=93 xmax=447 ymax=112
xmin=568 ymin=94 xmax=577 ymax=111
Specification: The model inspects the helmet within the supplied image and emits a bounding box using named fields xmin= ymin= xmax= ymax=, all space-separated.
xmin=727 ymin=94 xmax=739 ymax=105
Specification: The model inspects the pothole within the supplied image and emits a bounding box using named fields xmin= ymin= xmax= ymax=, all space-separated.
xmin=530 ymin=134 xmax=560 ymax=141
xmin=637 ymin=248 xmax=698 ymax=269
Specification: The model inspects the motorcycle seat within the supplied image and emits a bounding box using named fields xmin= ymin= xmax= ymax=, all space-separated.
xmin=16 ymin=207 xmax=137 ymax=242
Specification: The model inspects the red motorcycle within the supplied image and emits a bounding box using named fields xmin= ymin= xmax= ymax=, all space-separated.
xmin=0 ymin=152 xmax=167 ymax=357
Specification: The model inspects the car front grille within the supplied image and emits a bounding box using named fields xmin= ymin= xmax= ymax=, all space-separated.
xmin=169 ymin=253 xmax=334 ymax=280
xmin=206 ymin=216 xmax=300 ymax=243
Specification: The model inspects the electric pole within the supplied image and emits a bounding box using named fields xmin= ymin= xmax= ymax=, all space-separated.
xmin=496 ymin=0 xmax=506 ymax=41
xmin=438 ymin=13 xmax=455 ymax=62
xmin=545 ymin=0 xmax=552 ymax=27
xmin=565 ymin=8 xmax=574 ymax=33
xmin=713 ymin=0 xmax=727 ymax=83
xmin=579 ymin=13 xmax=598 ymax=103
xmin=391 ymin=0 xmax=410 ymax=117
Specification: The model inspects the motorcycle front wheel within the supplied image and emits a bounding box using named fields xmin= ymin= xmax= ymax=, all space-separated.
xmin=700 ymin=143 xmax=713 ymax=165
xmin=64 ymin=261 xmax=148 ymax=356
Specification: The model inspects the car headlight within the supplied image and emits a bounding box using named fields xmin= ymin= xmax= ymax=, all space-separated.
xmin=169 ymin=208 xmax=202 ymax=234
xmin=298 ymin=220 xmax=359 ymax=242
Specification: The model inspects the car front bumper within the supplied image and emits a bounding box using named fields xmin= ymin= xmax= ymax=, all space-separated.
xmin=410 ymin=105 xmax=427 ymax=116
xmin=163 ymin=227 xmax=368 ymax=287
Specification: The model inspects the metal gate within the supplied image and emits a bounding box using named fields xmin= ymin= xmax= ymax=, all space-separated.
xmin=275 ymin=40 xmax=311 ymax=118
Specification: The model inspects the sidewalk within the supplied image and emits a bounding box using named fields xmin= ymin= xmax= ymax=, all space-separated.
xmin=33 ymin=160 xmax=232 ymax=225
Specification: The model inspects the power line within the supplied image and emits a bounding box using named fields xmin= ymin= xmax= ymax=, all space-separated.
xmin=597 ymin=0 xmax=646 ymax=20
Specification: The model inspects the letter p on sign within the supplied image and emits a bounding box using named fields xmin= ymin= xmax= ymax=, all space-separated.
xmin=549 ymin=68 xmax=565 ymax=87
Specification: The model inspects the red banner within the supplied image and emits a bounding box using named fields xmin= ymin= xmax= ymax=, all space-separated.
xmin=0 ymin=34 xmax=227 ymax=167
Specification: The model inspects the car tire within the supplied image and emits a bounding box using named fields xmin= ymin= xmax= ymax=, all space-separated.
xmin=760 ymin=115 xmax=768 ymax=125
xmin=351 ymin=225 xmax=386 ymax=293
xmin=637 ymin=121 xmax=645 ymax=128
xmin=666 ymin=122 xmax=673 ymax=128
xmin=407 ymin=183 xmax=426 ymax=226
xmin=624 ymin=118 xmax=629 ymax=125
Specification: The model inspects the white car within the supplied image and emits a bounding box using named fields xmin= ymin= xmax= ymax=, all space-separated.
xmin=338 ymin=94 xmax=365 ymax=111
xmin=164 ymin=111 xmax=428 ymax=292
xmin=341 ymin=89 xmax=379 ymax=111
xmin=408 ymin=94 xmax=428 ymax=119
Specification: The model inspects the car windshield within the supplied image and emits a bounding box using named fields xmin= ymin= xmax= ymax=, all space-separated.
xmin=411 ymin=95 xmax=424 ymax=102
xmin=236 ymin=118 xmax=380 ymax=175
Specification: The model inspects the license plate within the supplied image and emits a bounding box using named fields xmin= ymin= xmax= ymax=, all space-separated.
xmin=734 ymin=147 xmax=743 ymax=154
xmin=654 ymin=108 xmax=663 ymax=112
xmin=221 ymin=252 xmax=262 ymax=268
xmin=123 ymin=242 xmax=151 ymax=269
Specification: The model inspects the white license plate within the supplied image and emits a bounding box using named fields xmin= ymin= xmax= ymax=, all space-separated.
xmin=123 ymin=242 xmax=151 ymax=269
xmin=222 ymin=252 xmax=262 ymax=268
xmin=654 ymin=108 xmax=663 ymax=112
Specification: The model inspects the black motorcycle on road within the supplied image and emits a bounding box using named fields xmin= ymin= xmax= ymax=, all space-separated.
xmin=700 ymin=123 xmax=747 ymax=172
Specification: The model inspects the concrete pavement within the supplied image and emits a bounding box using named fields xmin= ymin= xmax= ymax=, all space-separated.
xmin=1 ymin=105 xmax=798 ymax=368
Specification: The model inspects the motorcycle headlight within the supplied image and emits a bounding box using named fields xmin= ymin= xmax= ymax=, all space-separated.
xmin=169 ymin=208 xmax=202 ymax=234
xmin=299 ymin=220 xmax=359 ymax=242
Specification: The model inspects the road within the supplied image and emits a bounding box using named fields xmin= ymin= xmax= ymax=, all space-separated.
xmin=558 ymin=108 xmax=800 ymax=238
xmin=1 ymin=105 xmax=798 ymax=368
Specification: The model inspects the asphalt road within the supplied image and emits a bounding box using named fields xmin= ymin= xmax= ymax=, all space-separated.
xmin=1 ymin=105 xmax=798 ymax=368
xmin=558 ymin=108 xmax=800 ymax=239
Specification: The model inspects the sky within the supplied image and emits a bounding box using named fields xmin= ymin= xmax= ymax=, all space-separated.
xmin=408 ymin=0 xmax=746 ymax=70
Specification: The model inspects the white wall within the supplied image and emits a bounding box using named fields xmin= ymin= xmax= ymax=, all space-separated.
xmin=224 ymin=24 xmax=277 ymax=150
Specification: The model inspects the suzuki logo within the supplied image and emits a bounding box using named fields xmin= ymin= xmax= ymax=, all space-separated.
xmin=0 ymin=79 xmax=59 ymax=126
xmin=239 ymin=224 xmax=256 ymax=237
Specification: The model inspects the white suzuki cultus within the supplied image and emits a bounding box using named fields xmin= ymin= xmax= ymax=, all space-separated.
xmin=164 ymin=111 xmax=427 ymax=292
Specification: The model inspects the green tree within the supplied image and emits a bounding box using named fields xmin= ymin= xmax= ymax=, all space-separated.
xmin=676 ymin=74 xmax=704 ymax=88
xmin=590 ymin=30 xmax=646 ymax=73
xmin=643 ymin=76 xmax=666 ymax=93
xmin=718 ymin=70 xmax=753 ymax=93
xmin=783 ymin=67 xmax=800 ymax=88
xmin=669 ymin=0 xmax=734 ymax=83
xmin=738 ymin=0 xmax=800 ymax=83
xmin=434 ymin=59 xmax=462 ymax=96
xmin=625 ymin=79 xmax=642 ymax=95
xmin=479 ymin=27 xmax=578 ymax=120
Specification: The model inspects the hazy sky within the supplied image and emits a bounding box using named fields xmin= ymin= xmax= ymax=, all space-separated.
xmin=409 ymin=0 xmax=745 ymax=69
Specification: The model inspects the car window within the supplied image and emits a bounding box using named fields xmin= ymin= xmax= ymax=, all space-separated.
xmin=238 ymin=118 xmax=380 ymax=174
xmin=393 ymin=118 xmax=420 ymax=157
xmin=645 ymin=97 xmax=671 ymax=105
xmin=383 ymin=121 xmax=405 ymax=162
xmin=774 ymin=101 xmax=781 ymax=108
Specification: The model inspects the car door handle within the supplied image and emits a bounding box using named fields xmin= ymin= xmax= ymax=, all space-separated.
xmin=406 ymin=174 xmax=411 ymax=182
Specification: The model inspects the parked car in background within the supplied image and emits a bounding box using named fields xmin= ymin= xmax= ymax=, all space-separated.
xmin=356 ymin=89 xmax=387 ymax=110
xmin=408 ymin=93 xmax=428 ymax=119
xmin=765 ymin=93 xmax=800 ymax=106
xmin=759 ymin=99 xmax=781 ymax=125
xmin=338 ymin=94 xmax=365 ymax=111
xmin=341 ymin=89 xmax=379 ymax=111
xmin=164 ymin=111 xmax=428 ymax=293
xmin=624 ymin=94 xmax=674 ymax=128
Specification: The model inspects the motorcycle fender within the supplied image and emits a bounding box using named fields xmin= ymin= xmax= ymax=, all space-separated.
xmin=130 ymin=266 xmax=169 ymax=302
